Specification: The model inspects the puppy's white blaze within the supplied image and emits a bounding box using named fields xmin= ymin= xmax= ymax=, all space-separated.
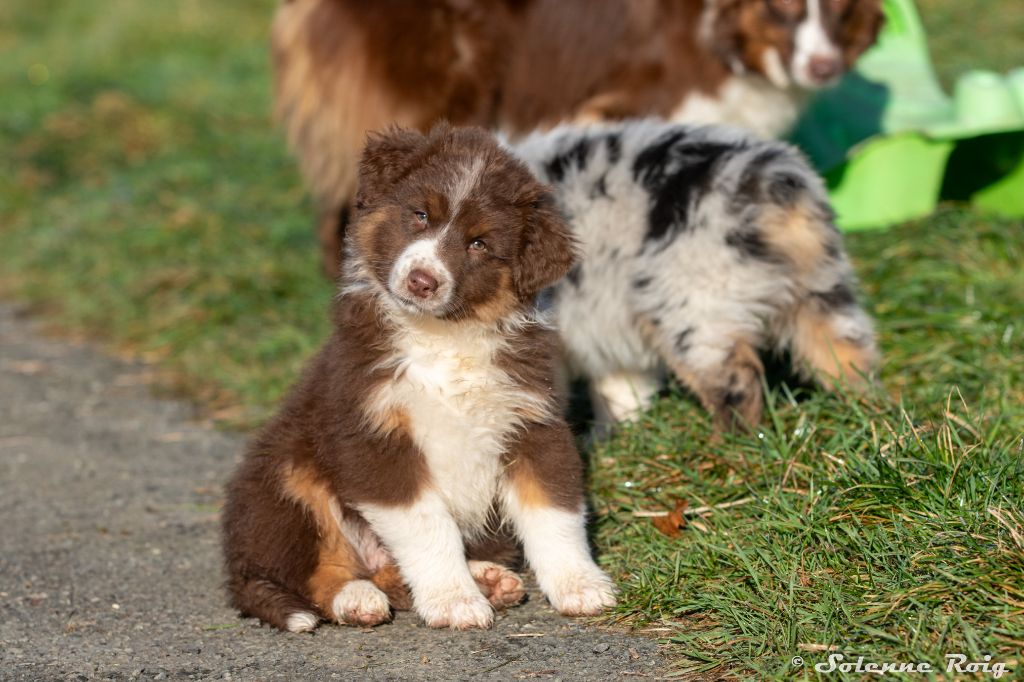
xmin=387 ymin=237 xmax=453 ymax=310
xmin=365 ymin=318 xmax=554 ymax=530
xmin=443 ymin=157 xmax=486 ymax=230
xmin=285 ymin=611 xmax=318 ymax=633
xmin=792 ymin=0 xmax=840 ymax=88
xmin=501 ymin=488 xmax=615 ymax=616
xmin=357 ymin=493 xmax=493 ymax=629
xmin=331 ymin=580 xmax=390 ymax=623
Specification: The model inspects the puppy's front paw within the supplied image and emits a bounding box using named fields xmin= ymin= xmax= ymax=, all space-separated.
xmin=545 ymin=567 xmax=616 ymax=616
xmin=331 ymin=580 xmax=392 ymax=627
xmin=468 ymin=560 xmax=526 ymax=609
xmin=418 ymin=590 xmax=494 ymax=630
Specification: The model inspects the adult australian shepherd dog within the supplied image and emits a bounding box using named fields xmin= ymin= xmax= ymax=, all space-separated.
xmin=222 ymin=125 xmax=615 ymax=632
xmin=271 ymin=0 xmax=884 ymax=276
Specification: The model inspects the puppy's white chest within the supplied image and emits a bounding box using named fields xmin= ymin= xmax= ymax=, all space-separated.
xmin=374 ymin=331 xmax=538 ymax=530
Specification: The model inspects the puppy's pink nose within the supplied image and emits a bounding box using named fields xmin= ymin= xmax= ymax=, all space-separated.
xmin=407 ymin=268 xmax=439 ymax=299
xmin=809 ymin=55 xmax=841 ymax=83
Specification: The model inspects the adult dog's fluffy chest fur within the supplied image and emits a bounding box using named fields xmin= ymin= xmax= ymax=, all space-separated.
xmin=365 ymin=319 xmax=551 ymax=530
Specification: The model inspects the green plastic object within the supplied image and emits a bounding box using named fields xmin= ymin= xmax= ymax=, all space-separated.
xmin=791 ymin=0 xmax=1024 ymax=230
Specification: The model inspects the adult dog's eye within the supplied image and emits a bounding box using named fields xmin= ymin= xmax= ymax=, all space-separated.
xmin=468 ymin=238 xmax=487 ymax=252
xmin=413 ymin=210 xmax=428 ymax=224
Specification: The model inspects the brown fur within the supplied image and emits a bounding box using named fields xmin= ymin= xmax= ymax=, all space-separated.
xmin=222 ymin=125 xmax=585 ymax=631
xmin=271 ymin=0 xmax=883 ymax=276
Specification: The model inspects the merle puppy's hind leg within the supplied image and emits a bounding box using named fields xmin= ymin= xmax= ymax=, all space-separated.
xmin=589 ymin=370 xmax=661 ymax=427
xmin=651 ymin=322 xmax=765 ymax=431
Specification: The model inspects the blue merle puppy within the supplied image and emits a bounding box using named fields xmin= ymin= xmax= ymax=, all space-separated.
xmin=512 ymin=120 xmax=878 ymax=430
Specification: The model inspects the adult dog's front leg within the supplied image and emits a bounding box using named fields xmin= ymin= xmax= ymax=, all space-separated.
xmin=502 ymin=424 xmax=616 ymax=616
xmin=358 ymin=493 xmax=492 ymax=629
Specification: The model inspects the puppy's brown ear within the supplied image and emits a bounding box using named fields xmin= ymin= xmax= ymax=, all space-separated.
xmin=514 ymin=189 xmax=578 ymax=300
xmin=840 ymin=0 xmax=885 ymax=65
xmin=356 ymin=127 xmax=427 ymax=208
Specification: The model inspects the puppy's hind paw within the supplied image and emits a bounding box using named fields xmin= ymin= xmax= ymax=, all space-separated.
xmin=331 ymin=580 xmax=392 ymax=627
xmin=469 ymin=560 xmax=526 ymax=610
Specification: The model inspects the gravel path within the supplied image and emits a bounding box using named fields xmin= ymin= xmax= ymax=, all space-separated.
xmin=0 ymin=303 xmax=664 ymax=681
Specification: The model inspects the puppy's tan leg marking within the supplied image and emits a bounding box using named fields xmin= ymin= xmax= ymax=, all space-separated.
xmin=468 ymin=560 xmax=526 ymax=610
xmin=370 ymin=564 xmax=412 ymax=611
xmin=638 ymin=314 xmax=763 ymax=431
xmin=710 ymin=341 xmax=764 ymax=431
xmin=792 ymin=305 xmax=877 ymax=389
xmin=282 ymin=462 xmax=392 ymax=625
xmin=509 ymin=466 xmax=551 ymax=509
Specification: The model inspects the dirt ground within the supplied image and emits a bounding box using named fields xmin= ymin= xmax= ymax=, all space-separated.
xmin=0 ymin=303 xmax=664 ymax=681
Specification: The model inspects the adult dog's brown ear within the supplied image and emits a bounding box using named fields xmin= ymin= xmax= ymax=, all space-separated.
xmin=703 ymin=0 xmax=744 ymax=66
xmin=840 ymin=0 xmax=885 ymax=66
xmin=355 ymin=126 xmax=427 ymax=208
xmin=513 ymin=188 xmax=578 ymax=301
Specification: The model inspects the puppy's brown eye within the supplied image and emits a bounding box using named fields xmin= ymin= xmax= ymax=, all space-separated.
xmin=468 ymin=238 xmax=487 ymax=252
xmin=413 ymin=210 xmax=428 ymax=224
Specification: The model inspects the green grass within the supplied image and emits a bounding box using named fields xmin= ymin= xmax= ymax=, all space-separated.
xmin=2 ymin=1 xmax=1022 ymax=679
xmin=919 ymin=0 xmax=1024 ymax=88
xmin=591 ymin=210 xmax=1024 ymax=676
xmin=0 ymin=0 xmax=329 ymax=421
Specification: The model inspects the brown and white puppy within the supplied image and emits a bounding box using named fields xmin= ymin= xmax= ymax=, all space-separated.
xmin=221 ymin=124 xmax=615 ymax=632
xmin=271 ymin=0 xmax=884 ymax=276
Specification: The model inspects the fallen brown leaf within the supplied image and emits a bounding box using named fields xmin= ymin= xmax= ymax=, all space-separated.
xmin=651 ymin=499 xmax=688 ymax=538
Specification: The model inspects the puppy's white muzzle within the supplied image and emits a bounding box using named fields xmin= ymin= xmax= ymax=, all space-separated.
xmin=388 ymin=237 xmax=453 ymax=315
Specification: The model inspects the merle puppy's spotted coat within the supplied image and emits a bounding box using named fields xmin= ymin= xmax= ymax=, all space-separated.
xmin=513 ymin=120 xmax=877 ymax=429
